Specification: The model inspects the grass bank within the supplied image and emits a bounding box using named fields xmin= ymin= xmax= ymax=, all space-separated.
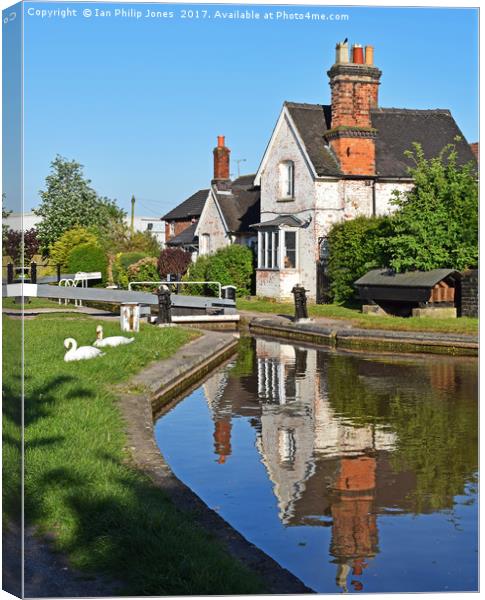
xmin=3 ymin=314 xmax=265 ymax=595
xmin=3 ymin=297 xmax=77 ymax=310
xmin=237 ymin=298 xmax=478 ymax=335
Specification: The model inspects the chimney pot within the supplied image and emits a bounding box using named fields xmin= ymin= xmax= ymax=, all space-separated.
xmin=217 ymin=135 xmax=225 ymax=148
xmin=352 ymin=44 xmax=364 ymax=64
xmin=335 ymin=41 xmax=349 ymax=64
xmin=365 ymin=45 xmax=374 ymax=65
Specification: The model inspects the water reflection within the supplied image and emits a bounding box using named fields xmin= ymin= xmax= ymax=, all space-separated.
xmin=157 ymin=337 xmax=477 ymax=593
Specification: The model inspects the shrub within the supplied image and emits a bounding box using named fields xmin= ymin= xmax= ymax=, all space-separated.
xmin=49 ymin=226 xmax=99 ymax=268
xmin=182 ymin=255 xmax=213 ymax=296
xmin=327 ymin=216 xmax=390 ymax=303
xmin=66 ymin=243 xmax=108 ymax=282
xmin=205 ymin=245 xmax=254 ymax=297
xmin=158 ymin=248 xmax=192 ymax=278
xmin=127 ymin=257 xmax=160 ymax=285
xmin=112 ymin=251 xmax=147 ymax=287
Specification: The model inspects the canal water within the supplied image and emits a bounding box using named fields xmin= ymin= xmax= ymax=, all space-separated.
xmin=154 ymin=337 xmax=478 ymax=594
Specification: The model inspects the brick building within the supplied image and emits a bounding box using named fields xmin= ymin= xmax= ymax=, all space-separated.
xmin=252 ymin=41 xmax=477 ymax=301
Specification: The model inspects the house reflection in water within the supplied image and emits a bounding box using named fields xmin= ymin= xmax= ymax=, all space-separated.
xmin=201 ymin=338 xmax=477 ymax=593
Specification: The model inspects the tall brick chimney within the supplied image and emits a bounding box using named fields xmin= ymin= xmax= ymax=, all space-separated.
xmin=326 ymin=41 xmax=382 ymax=175
xmin=213 ymin=135 xmax=231 ymax=182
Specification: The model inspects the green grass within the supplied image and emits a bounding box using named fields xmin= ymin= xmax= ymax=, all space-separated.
xmin=3 ymin=314 xmax=265 ymax=595
xmin=237 ymin=298 xmax=478 ymax=335
xmin=2 ymin=297 xmax=77 ymax=310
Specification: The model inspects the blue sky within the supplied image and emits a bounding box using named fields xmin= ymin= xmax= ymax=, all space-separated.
xmin=10 ymin=3 xmax=481 ymax=216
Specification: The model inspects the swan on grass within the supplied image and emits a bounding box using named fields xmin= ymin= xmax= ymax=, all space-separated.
xmin=93 ymin=325 xmax=135 ymax=348
xmin=64 ymin=338 xmax=105 ymax=362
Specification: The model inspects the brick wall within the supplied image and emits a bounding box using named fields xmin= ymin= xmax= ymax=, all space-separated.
xmin=329 ymin=137 xmax=375 ymax=175
xmin=460 ymin=269 xmax=478 ymax=318
xmin=165 ymin=220 xmax=195 ymax=242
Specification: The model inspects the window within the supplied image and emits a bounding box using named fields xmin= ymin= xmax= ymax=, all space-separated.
xmin=279 ymin=161 xmax=295 ymax=199
xmin=169 ymin=222 xmax=175 ymax=237
xmin=146 ymin=223 xmax=153 ymax=231
xmin=283 ymin=231 xmax=296 ymax=268
xmin=201 ymin=233 xmax=211 ymax=255
xmin=258 ymin=230 xmax=279 ymax=269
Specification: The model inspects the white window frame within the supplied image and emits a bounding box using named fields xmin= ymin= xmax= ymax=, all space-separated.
xmin=257 ymin=228 xmax=298 ymax=270
xmin=257 ymin=230 xmax=279 ymax=269
xmin=279 ymin=160 xmax=295 ymax=200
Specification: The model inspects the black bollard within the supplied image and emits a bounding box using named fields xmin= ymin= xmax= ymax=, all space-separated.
xmin=56 ymin=264 xmax=61 ymax=283
xmin=156 ymin=285 xmax=172 ymax=324
xmin=291 ymin=283 xmax=309 ymax=322
xmin=7 ymin=263 xmax=14 ymax=284
xmin=30 ymin=261 xmax=37 ymax=284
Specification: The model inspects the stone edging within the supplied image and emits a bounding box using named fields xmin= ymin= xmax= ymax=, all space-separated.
xmin=249 ymin=318 xmax=478 ymax=356
xmin=115 ymin=329 xmax=313 ymax=595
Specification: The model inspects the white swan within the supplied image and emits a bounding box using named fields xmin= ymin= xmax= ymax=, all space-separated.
xmin=93 ymin=325 xmax=135 ymax=348
xmin=64 ymin=338 xmax=105 ymax=362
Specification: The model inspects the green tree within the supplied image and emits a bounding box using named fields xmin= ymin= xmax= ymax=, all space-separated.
xmin=206 ymin=245 xmax=254 ymax=297
xmin=34 ymin=156 xmax=125 ymax=255
xmin=327 ymin=216 xmax=391 ymax=303
xmin=386 ymin=141 xmax=478 ymax=272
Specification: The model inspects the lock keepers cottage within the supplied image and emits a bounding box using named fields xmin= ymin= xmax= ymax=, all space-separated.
xmin=251 ymin=41 xmax=477 ymax=301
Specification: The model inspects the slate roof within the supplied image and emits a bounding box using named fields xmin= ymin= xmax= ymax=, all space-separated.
xmin=213 ymin=175 xmax=260 ymax=234
xmin=284 ymin=102 xmax=477 ymax=178
xmin=165 ymin=222 xmax=198 ymax=247
xmin=354 ymin=268 xmax=460 ymax=289
xmin=162 ymin=189 xmax=209 ymax=221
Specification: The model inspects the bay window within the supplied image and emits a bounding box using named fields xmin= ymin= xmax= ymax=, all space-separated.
xmin=257 ymin=229 xmax=297 ymax=270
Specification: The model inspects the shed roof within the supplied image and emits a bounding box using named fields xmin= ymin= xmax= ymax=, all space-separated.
xmin=354 ymin=269 xmax=460 ymax=289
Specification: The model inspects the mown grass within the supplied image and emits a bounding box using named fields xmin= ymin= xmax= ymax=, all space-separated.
xmin=2 ymin=297 xmax=77 ymax=310
xmin=3 ymin=314 xmax=265 ymax=595
xmin=237 ymin=298 xmax=478 ymax=334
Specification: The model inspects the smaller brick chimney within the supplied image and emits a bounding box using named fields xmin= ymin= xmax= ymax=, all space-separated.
xmin=213 ymin=135 xmax=231 ymax=181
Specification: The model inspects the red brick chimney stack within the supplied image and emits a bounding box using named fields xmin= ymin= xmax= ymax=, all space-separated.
xmin=326 ymin=41 xmax=382 ymax=175
xmin=213 ymin=135 xmax=231 ymax=181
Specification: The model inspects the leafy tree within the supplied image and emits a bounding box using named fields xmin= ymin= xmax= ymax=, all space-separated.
xmin=182 ymin=255 xmax=212 ymax=295
xmin=386 ymin=141 xmax=478 ymax=272
xmin=327 ymin=216 xmax=391 ymax=303
xmin=127 ymin=257 xmax=160 ymax=286
xmin=49 ymin=226 xmax=99 ymax=268
xmin=158 ymin=248 xmax=192 ymax=278
xmin=34 ymin=156 xmax=125 ymax=255
xmin=23 ymin=229 xmax=40 ymax=262
xmin=93 ymin=221 xmax=160 ymax=256
xmin=4 ymin=229 xmax=22 ymax=263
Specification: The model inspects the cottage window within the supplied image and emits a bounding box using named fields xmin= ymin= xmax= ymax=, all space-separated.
xmin=258 ymin=230 xmax=279 ymax=269
xmin=169 ymin=222 xmax=175 ymax=237
xmin=279 ymin=161 xmax=295 ymax=199
xmin=201 ymin=233 xmax=211 ymax=255
xmin=283 ymin=231 xmax=297 ymax=268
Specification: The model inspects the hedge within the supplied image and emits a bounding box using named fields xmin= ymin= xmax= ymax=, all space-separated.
xmin=66 ymin=242 xmax=108 ymax=282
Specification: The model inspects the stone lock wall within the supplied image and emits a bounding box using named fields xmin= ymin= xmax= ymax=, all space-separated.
xmin=460 ymin=269 xmax=478 ymax=318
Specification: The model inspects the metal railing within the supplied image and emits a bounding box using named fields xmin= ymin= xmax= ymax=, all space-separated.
xmin=128 ymin=280 xmax=222 ymax=298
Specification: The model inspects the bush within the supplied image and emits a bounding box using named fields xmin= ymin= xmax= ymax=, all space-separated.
xmin=112 ymin=251 xmax=147 ymax=287
xmin=127 ymin=257 xmax=160 ymax=286
xmin=66 ymin=242 xmax=108 ymax=282
xmin=327 ymin=216 xmax=390 ymax=303
xmin=205 ymin=245 xmax=254 ymax=297
xmin=182 ymin=255 xmax=213 ymax=296
xmin=158 ymin=248 xmax=192 ymax=278
xmin=49 ymin=226 xmax=99 ymax=268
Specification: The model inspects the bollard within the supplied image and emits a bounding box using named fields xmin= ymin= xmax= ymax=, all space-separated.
xmin=30 ymin=261 xmax=37 ymax=284
xmin=291 ymin=283 xmax=310 ymax=322
xmin=120 ymin=303 xmax=140 ymax=332
xmin=56 ymin=264 xmax=61 ymax=283
xmin=221 ymin=285 xmax=236 ymax=301
xmin=7 ymin=263 xmax=14 ymax=284
xmin=156 ymin=285 xmax=172 ymax=325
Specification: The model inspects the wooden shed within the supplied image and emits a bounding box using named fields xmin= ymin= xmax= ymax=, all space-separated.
xmin=354 ymin=269 xmax=461 ymax=317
